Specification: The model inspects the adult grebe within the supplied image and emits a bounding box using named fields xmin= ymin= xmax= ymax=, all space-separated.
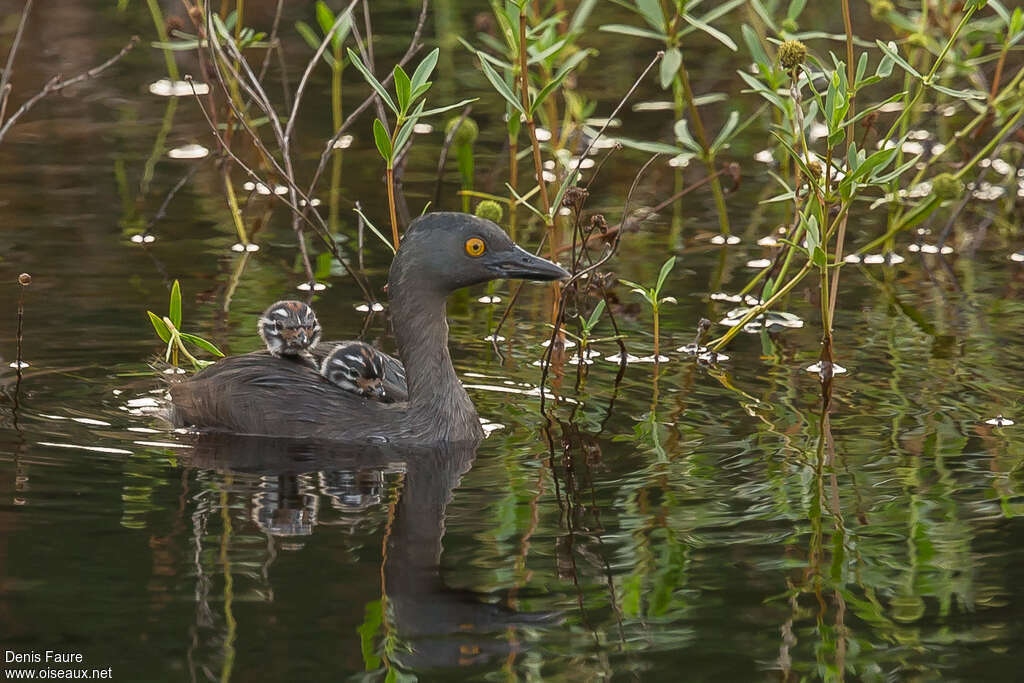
xmin=169 ymin=213 xmax=568 ymax=443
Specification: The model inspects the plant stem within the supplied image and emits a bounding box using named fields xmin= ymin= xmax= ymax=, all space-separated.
xmin=676 ymin=55 xmax=730 ymax=235
xmin=518 ymin=12 xmax=551 ymax=222
xmin=508 ymin=132 xmax=519 ymax=239
xmin=825 ymin=0 xmax=856 ymax=333
xmin=386 ymin=164 xmax=400 ymax=248
xmin=145 ymin=0 xmax=180 ymax=80
xmin=222 ymin=170 xmax=248 ymax=245
xmin=710 ymin=262 xmax=814 ymax=351
xmin=653 ymin=305 xmax=660 ymax=362
xmin=329 ymin=58 xmax=344 ymax=232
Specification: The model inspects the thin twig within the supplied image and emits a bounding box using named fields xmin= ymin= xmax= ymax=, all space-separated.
xmin=0 ymin=0 xmax=34 ymax=116
xmin=184 ymin=78 xmax=374 ymax=301
xmin=490 ymin=52 xmax=663 ymax=348
xmin=284 ymin=0 xmax=358 ymax=146
xmin=557 ymin=165 xmax=727 ymax=255
xmin=0 ymin=36 xmax=139 ymax=144
xmin=146 ymin=163 xmax=204 ymax=231
xmin=256 ymin=0 xmax=284 ymax=83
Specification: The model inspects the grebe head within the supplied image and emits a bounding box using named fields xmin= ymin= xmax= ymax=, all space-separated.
xmin=321 ymin=342 xmax=388 ymax=400
xmin=257 ymin=300 xmax=322 ymax=357
xmin=390 ymin=213 xmax=569 ymax=294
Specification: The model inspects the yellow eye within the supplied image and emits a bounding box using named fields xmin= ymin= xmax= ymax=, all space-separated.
xmin=465 ymin=237 xmax=486 ymax=257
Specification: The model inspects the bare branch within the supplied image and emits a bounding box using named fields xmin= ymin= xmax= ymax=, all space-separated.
xmin=0 ymin=0 xmax=34 ymax=115
xmin=0 ymin=36 xmax=139 ymax=144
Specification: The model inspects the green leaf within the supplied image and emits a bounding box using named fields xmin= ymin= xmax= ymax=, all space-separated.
xmin=410 ymin=47 xmax=439 ymax=92
xmin=528 ymin=37 xmax=569 ymax=66
xmin=681 ymin=13 xmax=737 ymax=51
xmin=741 ymin=25 xmax=771 ymax=73
xmin=347 ymin=48 xmax=398 ymax=114
xmin=802 ymin=213 xmax=820 ymax=254
xmin=929 ymin=83 xmax=986 ymax=100
xmin=409 ymin=83 xmax=431 ymax=102
xmin=393 ymin=65 xmax=411 ymax=112
xmin=353 ymin=207 xmax=396 ymax=254
xmin=710 ymin=111 xmax=740 ymax=154
xmin=392 ymin=102 xmax=424 ymax=154
xmin=851 ymin=144 xmax=900 ymax=182
xmin=737 ymin=70 xmax=785 ymax=109
xmin=585 ymin=299 xmax=606 ymax=331
xmin=636 ymin=0 xmax=665 ymax=32
xmin=416 ymin=98 xmax=478 ymax=118
xmin=674 ymin=119 xmax=701 ymax=153
xmin=148 ymin=311 xmax=171 ymax=343
xmin=295 ymin=21 xmax=321 ymax=51
xmin=477 ymin=54 xmax=524 ymax=114
xmin=613 ymin=137 xmax=681 ymax=155
xmin=315 ymin=1 xmax=335 ymax=36
xmin=660 ymin=48 xmax=681 ymax=89
xmin=598 ymin=24 xmax=664 ymax=41
xmin=875 ymin=40 xmax=920 ymax=79
xmin=569 ymin=0 xmax=599 ymax=33
xmin=531 ymin=49 xmax=592 ymax=114
xmin=655 ymin=256 xmax=676 ymax=294
xmin=372 ymin=118 xmax=392 ymax=162
xmin=151 ymin=39 xmax=203 ymax=51
xmin=179 ymin=332 xmax=225 ymax=357
xmin=787 ymin=0 xmax=807 ymax=20
xmin=169 ymin=280 xmax=182 ymax=329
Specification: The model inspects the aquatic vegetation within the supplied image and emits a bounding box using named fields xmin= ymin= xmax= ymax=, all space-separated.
xmin=4 ymin=2 xmax=1024 ymax=681
xmin=619 ymin=256 xmax=678 ymax=363
xmin=349 ymin=46 xmax=474 ymax=247
xmin=146 ymin=281 xmax=224 ymax=370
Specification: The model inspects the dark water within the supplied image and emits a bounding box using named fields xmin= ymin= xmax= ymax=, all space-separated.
xmin=2 ymin=2 xmax=1023 ymax=681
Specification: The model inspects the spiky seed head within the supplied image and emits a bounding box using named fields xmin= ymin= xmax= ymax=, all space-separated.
xmin=930 ymin=173 xmax=964 ymax=200
xmin=779 ymin=40 xmax=807 ymax=70
xmin=474 ymin=200 xmax=503 ymax=224
xmin=907 ymin=32 xmax=928 ymax=48
xmin=870 ymin=0 xmax=894 ymax=19
xmin=807 ymin=160 xmax=824 ymax=178
xmin=446 ymin=116 xmax=479 ymax=147
xmin=18 ymin=273 xmax=31 ymax=286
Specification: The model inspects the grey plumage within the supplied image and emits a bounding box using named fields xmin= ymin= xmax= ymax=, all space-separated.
xmin=169 ymin=213 xmax=568 ymax=443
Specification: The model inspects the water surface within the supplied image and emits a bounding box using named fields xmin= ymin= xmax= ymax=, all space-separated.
xmin=1 ymin=2 xmax=1023 ymax=681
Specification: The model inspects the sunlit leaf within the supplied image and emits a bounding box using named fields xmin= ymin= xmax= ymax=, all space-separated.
xmin=147 ymin=311 xmax=170 ymax=344
xmin=477 ymin=53 xmax=524 ymax=114
xmin=179 ymin=332 xmax=224 ymax=357
xmin=169 ymin=280 xmax=182 ymax=329
xmin=347 ymin=48 xmax=398 ymax=114
xmin=372 ymin=118 xmax=392 ymax=162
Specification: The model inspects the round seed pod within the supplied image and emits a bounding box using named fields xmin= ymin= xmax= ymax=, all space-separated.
xmin=930 ymin=173 xmax=964 ymax=201
xmin=474 ymin=200 xmax=504 ymax=224
xmin=778 ymin=40 xmax=807 ymax=70
xmin=446 ymin=116 xmax=479 ymax=147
